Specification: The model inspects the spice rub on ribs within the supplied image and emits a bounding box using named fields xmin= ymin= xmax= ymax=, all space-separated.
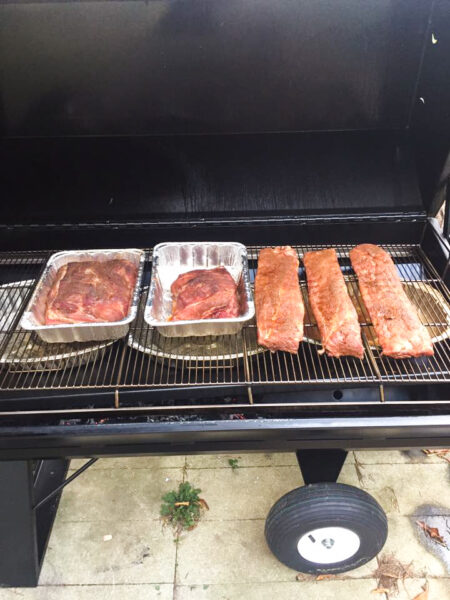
xmin=45 ymin=259 xmax=137 ymax=325
xmin=350 ymin=244 xmax=433 ymax=358
xmin=304 ymin=248 xmax=364 ymax=359
xmin=255 ymin=246 xmax=304 ymax=354
xmin=170 ymin=267 xmax=240 ymax=321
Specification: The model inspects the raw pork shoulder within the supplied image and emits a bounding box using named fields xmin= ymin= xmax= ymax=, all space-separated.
xmin=45 ymin=260 xmax=137 ymax=324
xmin=170 ymin=267 xmax=240 ymax=321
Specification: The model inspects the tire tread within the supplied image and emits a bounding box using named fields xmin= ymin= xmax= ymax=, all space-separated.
xmin=265 ymin=483 xmax=387 ymax=575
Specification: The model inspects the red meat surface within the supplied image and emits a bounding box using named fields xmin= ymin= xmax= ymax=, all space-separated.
xmin=304 ymin=248 xmax=364 ymax=359
xmin=255 ymin=246 xmax=304 ymax=354
xmin=45 ymin=259 xmax=137 ymax=325
xmin=170 ymin=267 xmax=240 ymax=321
xmin=350 ymin=244 xmax=433 ymax=358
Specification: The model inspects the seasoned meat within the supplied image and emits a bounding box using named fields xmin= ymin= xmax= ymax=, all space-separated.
xmin=255 ymin=246 xmax=304 ymax=353
xmin=304 ymin=248 xmax=364 ymax=359
xmin=350 ymin=244 xmax=433 ymax=358
xmin=45 ymin=259 xmax=137 ymax=324
xmin=170 ymin=267 xmax=240 ymax=321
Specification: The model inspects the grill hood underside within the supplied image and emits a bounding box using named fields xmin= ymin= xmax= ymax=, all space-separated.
xmin=1 ymin=0 xmax=449 ymax=223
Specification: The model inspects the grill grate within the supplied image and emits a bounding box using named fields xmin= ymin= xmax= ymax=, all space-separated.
xmin=1 ymin=244 xmax=450 ymax=394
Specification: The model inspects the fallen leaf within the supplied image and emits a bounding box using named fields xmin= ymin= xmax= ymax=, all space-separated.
xmin=381 ymin=566 xmax=412 ymax=580
xmin=422 ymin=449 xmax=450 ymax=463
xmin=371 ymin=589 xmax=389 ymax=594
xmin=416 ymin=520 xmax=448 ymax=547
xmin=316 ymin=574 xmax=335 ymax=581
xmin=295 ymin=573 xmax=312 ymax=582
xmin=412 ymin=582 xmax=428 ymax=600
xmin=198 ymin=498 xmax=209 ymax=510
xmin=372 ymin=554 xmax=415 ymax=594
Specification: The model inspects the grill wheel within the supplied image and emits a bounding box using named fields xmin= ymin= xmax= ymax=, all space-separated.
xmin=265 ymin=483 xmax=387 ymax=574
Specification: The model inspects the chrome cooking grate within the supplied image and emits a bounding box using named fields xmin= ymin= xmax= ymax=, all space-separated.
xmin=1 ymin=244 xmax=450 ymax=392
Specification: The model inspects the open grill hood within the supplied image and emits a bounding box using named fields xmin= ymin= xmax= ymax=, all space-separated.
xmin=1 ymin=0 xmax=449 ymax=221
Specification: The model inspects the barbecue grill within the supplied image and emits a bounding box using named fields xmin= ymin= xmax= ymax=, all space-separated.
xmin=1 ymin=0 xmax=450 ymax=586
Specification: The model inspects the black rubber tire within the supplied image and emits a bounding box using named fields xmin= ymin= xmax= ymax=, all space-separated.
xmin=265 ymin=483 xmax=387 ymax=575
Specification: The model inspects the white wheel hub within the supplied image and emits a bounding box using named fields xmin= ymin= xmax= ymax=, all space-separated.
xmin=297 ymin=526 xmax=360 ymax=564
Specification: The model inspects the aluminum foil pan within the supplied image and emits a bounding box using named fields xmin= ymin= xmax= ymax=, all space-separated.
xmin=303 ymin=280 xmax=450 ymax=350
xmin=145 ymin=242 xmax=255 ymax=337
xmin=0 ymin=280 xmax=114 ymax=370
xmin=129 ymin=286 xmax=263 ymax=360
xmin=20 ymin=249 xmax=145 ymax=343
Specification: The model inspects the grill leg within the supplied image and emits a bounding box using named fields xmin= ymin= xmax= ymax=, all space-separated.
xmin=0 ymin=459 xmax=69 ymax=587
xmin=296 ymin=449 xmax=348 ymax=484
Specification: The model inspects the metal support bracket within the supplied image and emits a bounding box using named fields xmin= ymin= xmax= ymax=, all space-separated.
xmin=0 ymin=459 xmax=68 ymax=587
xmin=0 ymin=458 xmax=97 ymax=587
xmin=444 ymin=179 xmax=450 ymax=240
xmin=33 ymin=458 xmax=98 ymax=511
xmin=296 ymin=449 xmax=348 ymax=484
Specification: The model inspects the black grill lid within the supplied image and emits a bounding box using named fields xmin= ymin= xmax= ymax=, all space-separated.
xmin=1 ymin=0 xmax=449 ymax=220
xmin=1 ymin=132 xmax=423 ymax=225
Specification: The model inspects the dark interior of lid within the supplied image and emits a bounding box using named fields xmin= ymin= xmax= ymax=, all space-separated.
xmin=1 ymin=132 xmax=424 ymax=224
xmin=1 ymin=0 xmax=449 ymax=222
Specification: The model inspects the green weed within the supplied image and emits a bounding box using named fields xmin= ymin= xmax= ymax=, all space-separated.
xmin=228 ymin=458 xmax=240 ymax=471
xmin=160 ymin=482 xmax=208 ymax=533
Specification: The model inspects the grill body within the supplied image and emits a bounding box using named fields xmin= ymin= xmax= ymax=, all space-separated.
xmin=1 ymin=0 xmax=450 ymax=587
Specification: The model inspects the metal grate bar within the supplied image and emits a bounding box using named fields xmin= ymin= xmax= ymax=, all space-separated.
xmin=1 ymin=244 xmax=450 ymax=394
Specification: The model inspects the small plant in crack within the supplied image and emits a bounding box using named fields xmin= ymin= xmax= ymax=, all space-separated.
xmin=228 ymin=458 xmax=240 ymax=471
xmin=160 ymin=482 xmax=209 ymax=534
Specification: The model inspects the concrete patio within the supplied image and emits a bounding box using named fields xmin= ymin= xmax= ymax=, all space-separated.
xmin=0 ymin=450 xmax=449 ymax=599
